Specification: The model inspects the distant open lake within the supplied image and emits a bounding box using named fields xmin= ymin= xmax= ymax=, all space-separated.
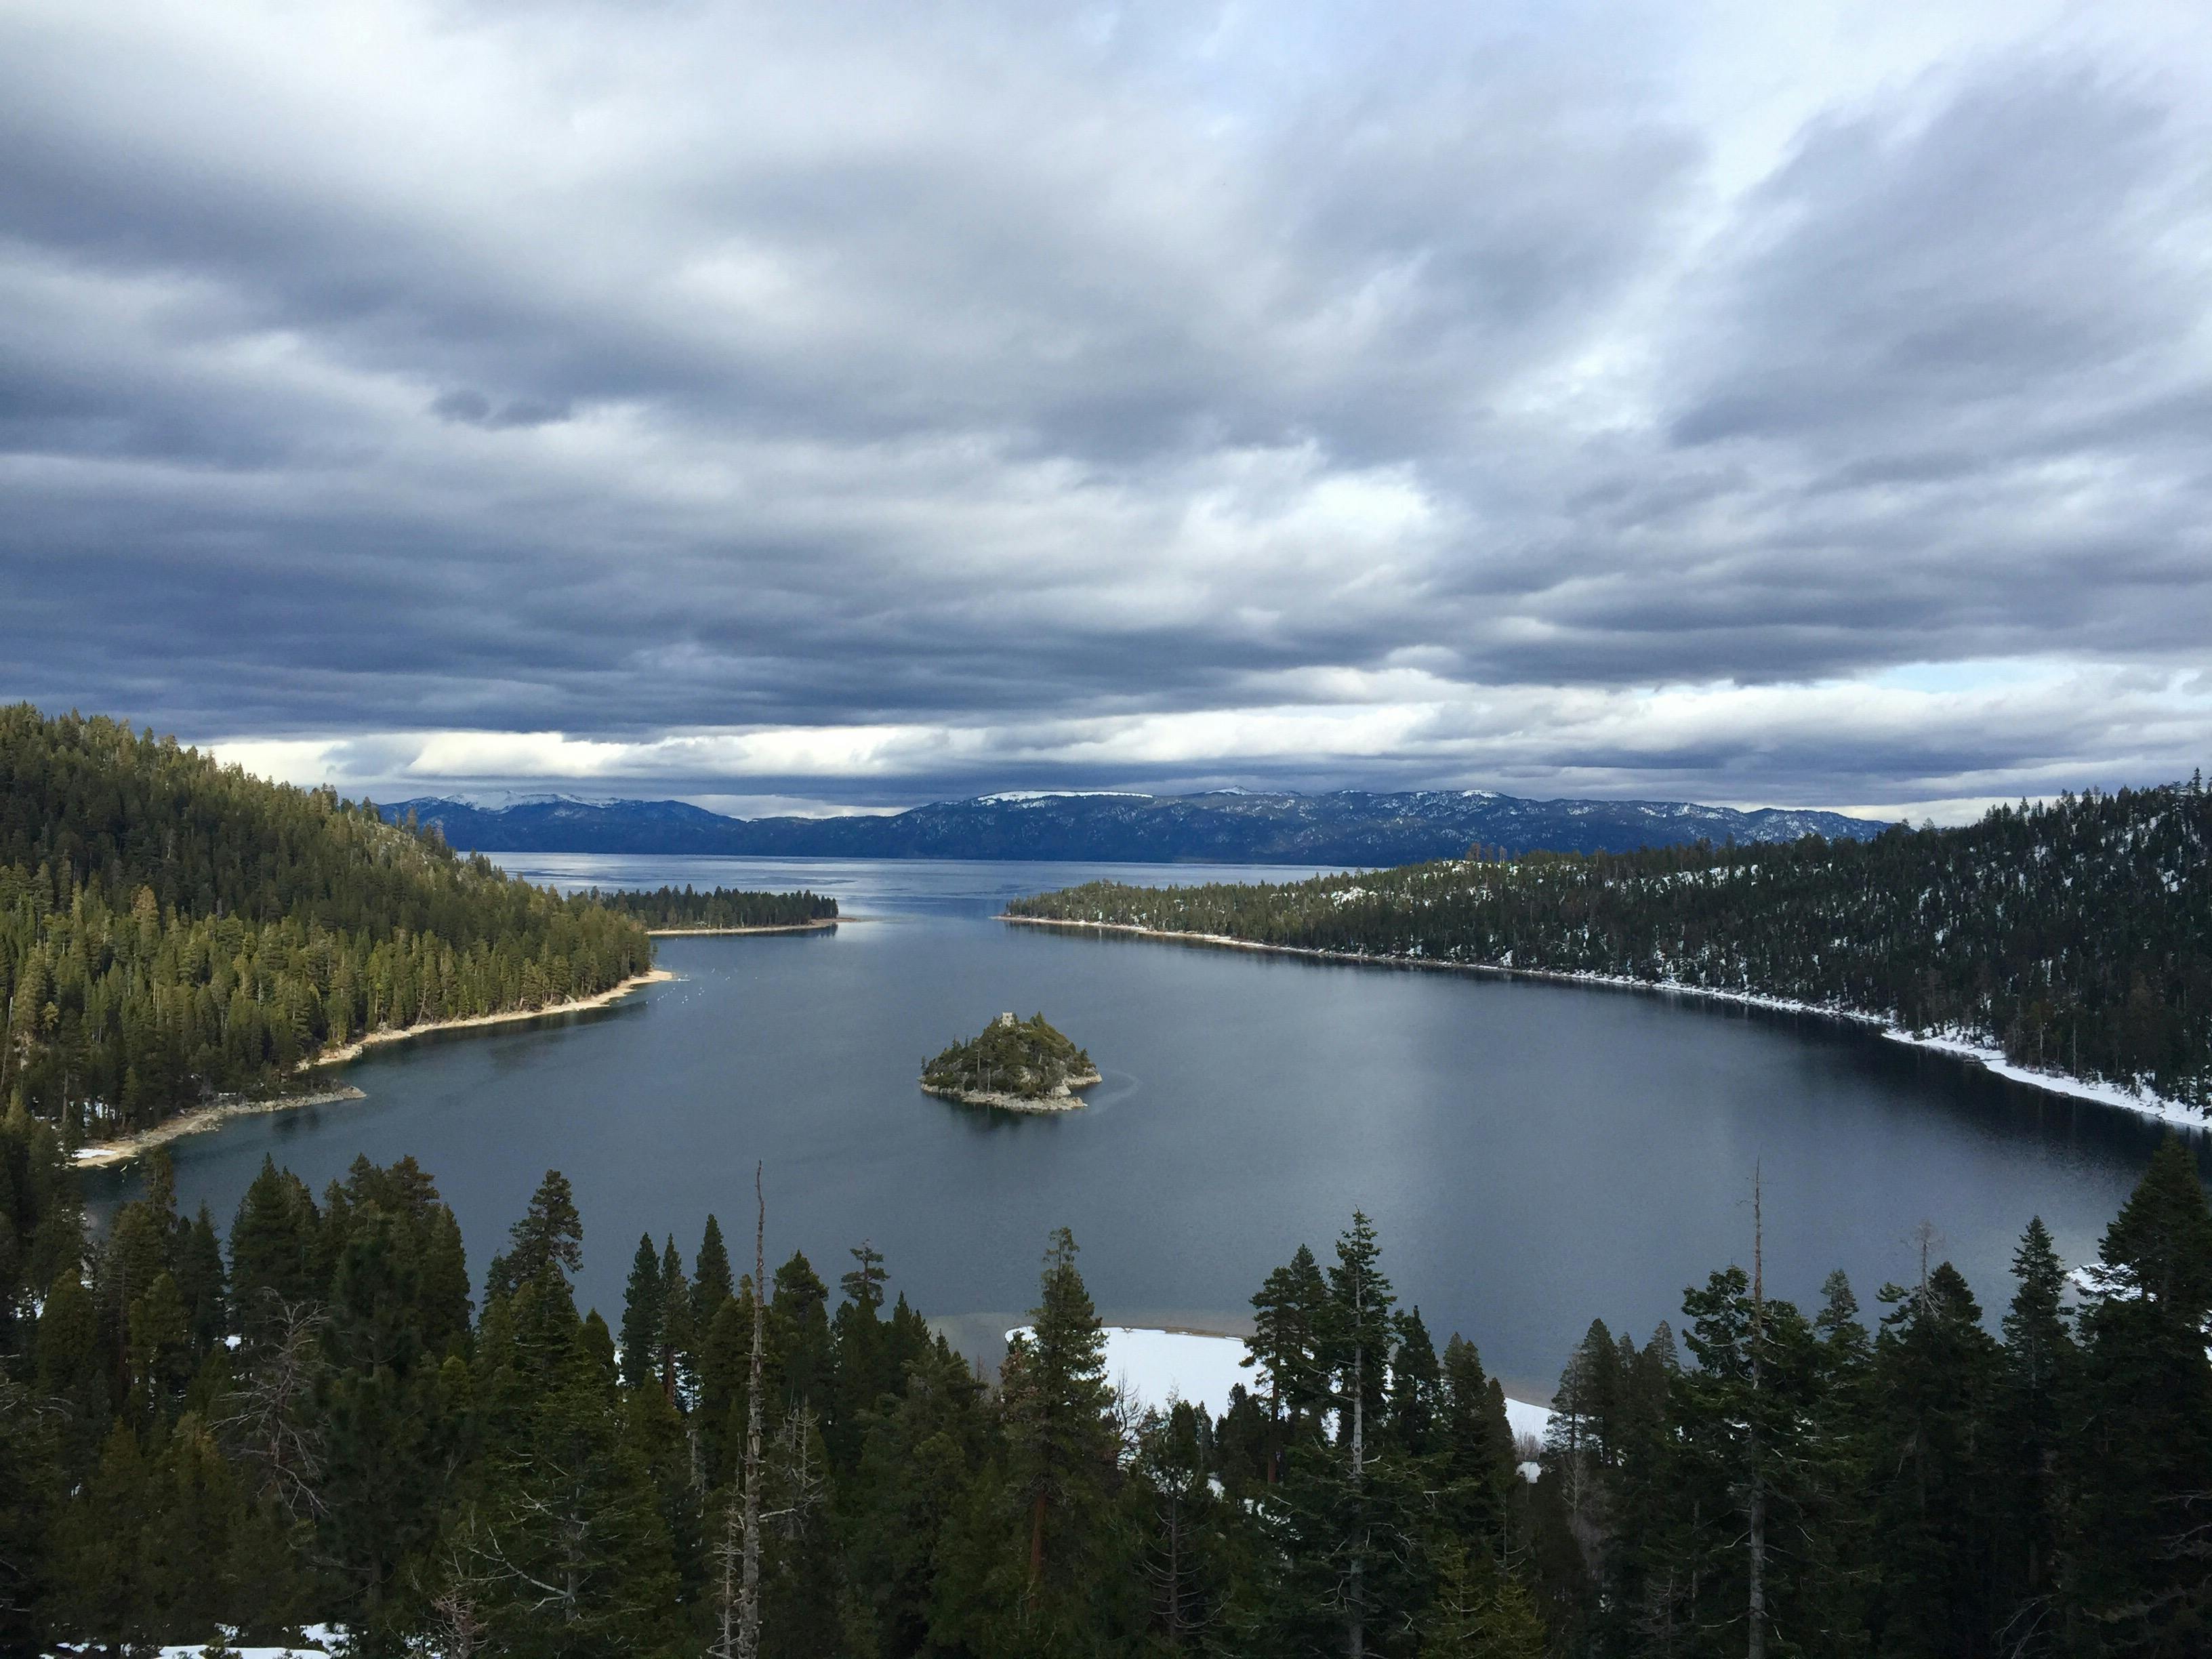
xmin=85 ymin=855 xmax=2205 ymax=1398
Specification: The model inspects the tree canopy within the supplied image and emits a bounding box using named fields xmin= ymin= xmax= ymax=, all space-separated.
xmin=7 ymin=1111 xmax=2207 ymax=1654
xmin=1 ymin=705 xmax=659 ymax=1143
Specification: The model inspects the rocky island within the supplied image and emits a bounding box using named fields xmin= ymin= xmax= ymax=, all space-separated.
xmin=921 ymin=1010 xmax=1102 ymax=1111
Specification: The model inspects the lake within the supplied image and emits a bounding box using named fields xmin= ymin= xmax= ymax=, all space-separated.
xmin=85 ymin=855 xmax=2204 ymax=1399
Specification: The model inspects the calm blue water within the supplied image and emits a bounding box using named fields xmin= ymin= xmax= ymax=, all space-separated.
xmin=85 ymin=856 xmax=2200 ymax=1398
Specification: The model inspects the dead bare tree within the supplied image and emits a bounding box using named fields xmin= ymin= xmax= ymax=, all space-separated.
xmin=765 ymin=1405 xmax=829 ymax=1531
xmin=459 ymin=1475 xmax=596 ymax=1629
xmin=710 ymin=1398 xmax=830 ymax=1659
xmin=213 ymin=1290 xmax=330 ymax=1520
xmin=1746 ymin=1164 xmax=1767 ymax=1659
xmin=709 ymin=1490 xmax=743 ymax=1659
xmin=737 ymin=1164 xmax=768 ymax=1658
xmin=411 ymin=1517 xmax=494 ymax=1659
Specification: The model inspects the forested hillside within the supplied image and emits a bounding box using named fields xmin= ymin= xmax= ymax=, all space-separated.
xmin=3 ymin=1115 xmax=2207 ymax=1653
xmin=0 ymin=707 xmax=653 ymax=1144
xmin=1012 ymin=778 xmax=2212 ymax=1112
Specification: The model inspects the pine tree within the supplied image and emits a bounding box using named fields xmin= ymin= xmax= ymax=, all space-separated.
xmin=1671 ymin=1258 xmax=1827 ymax=1656
xmin=464 ymin=1312 xmax=681 ymax=1654
xmin=846 ymin=1336 xmax=987 ymax=1656
xmin=1862 ymin=1261 xmax=2000 ymax=1654
xmin=829 ymin=1242 xmax=893 ymax=1471
xmin=1133 ymin=1398 xmax=1235 ymax=1649
xmin=1391 ymin=1306 xmax=1441 ymax=1458
xmin=228 ymin=1157 xmax=322 ymax=1345
xmin=1543 ymin=1317 xmax=1619 ymax=1595
xmin=0 ymin=1378 xmax=62 ymax=1651
xmin=1992 ymin=1218 xmax=2074 ymax=1652
xmin=695 ymin=1214 xmax=735 ymax=1330
xmin=1435 ymin=1334 xmax=1515 ymax=1547
xmin=35 ymin=1268 xmax=108 ymax=1467
xmin=619 ymin=1233 xmax=663 ymax=1391
xmin=769 ymin=1252 xmax=832 ymax=1416
xmin=1270 ymin=1212 xmax=1421 ymax=1659
xmin=1420 ymin=1545 xmax=1544 ymax=1658
xmin=176 ymin=1204 xmax=228 ymax=1353
xmin=495 ymin=1169 xmax=583 ymax=1298
xmin=43 ymin=1422 xmax=155 ymax=1646
xmin=1246 ymin=1243 xmax=1328 ymax=1484
xmin=418 ymin=1203 xmax=472 ymax=1353
xmin=1002 ymin=1227 xmax=1114 ymax=1603
xmin=659 ymin=1236 xmax=696 ymax=1402
xmin=2068 ymin=1136 xmax=2212 ymax=1643
xmin=1599 ymin=1324 xmax=1688 ymax=1656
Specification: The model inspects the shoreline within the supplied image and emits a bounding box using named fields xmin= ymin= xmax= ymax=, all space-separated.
xmin=73 ymin=1086 xmax=371 ymax=1169
xmin=921 ymin=1066 xmax=1104 ymax=1114
xmin=1003 ymin=916 xmax=2207 ymax=1131
xmin=308 ymin=968 xmax=676 ymax=1066
xmin=646 ymin=918 xmax=838 ymax=936
xmin=71 ymin=967 xmax=676 ymax=1168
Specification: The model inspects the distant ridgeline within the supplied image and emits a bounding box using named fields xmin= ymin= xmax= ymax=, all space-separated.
xmin=380 ymin=787 xmax=1887 ymax=863
xmin=586 ymin=886 xmax=837 ymax=930
xmin=0 ymin=706 xmax=654 ymax=1143
xmin=1011 ymin=778 xmax=2212 ymax=1112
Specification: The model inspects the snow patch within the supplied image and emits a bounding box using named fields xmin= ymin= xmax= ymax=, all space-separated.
xmin=1502 ymin=1395 xmax=1554 ymax=1444
xmin=978 ymin=790 xmax=1155 ymax=804
xmin=1012 ymin=1328 xmax=1557 ymax=1440
xmin=47 ymin=1624 xmax=347 ymax=1657
xmin=1009 ymin=1326 xmax=1254 ymax=1417
xmin=1879 ymin=1029 xmax=2209 ymax=1130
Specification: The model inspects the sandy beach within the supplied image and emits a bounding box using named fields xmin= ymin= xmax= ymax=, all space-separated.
xmin=645 ymin=918 xmax=838 ymax=936
xmin=308 ymin=967 xmax=675 ymax=1067
xmin=72 ymin=1086 xmax=371 ymax=1169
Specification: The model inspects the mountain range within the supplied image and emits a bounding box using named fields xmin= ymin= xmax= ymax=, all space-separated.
xmin=380 ymin=788 xmax=1891 ymax=864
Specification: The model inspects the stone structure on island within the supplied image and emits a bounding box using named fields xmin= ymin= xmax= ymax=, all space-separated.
xmin=920 ymin=1011 xmax=1102 ymax=1112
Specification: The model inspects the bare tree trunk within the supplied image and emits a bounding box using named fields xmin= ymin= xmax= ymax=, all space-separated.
xmin=1267 ymin=1380 xmax=1280 ymax=1486
xmin=1029 ymin=1490 xmax=1048 ymax=1585
xmin=1747 ymin=1164 xmax=1766 ymax=1659
xmin=1347 ymin=1337 xmax=1364 ymax=1659
xmin=737 ymin=1164 xmax=767 ymax=1659
xmin=709 ymin=1494 xmax=740 ymax=1659
xmin=1165 ymin=1496 xmax=1183 ymax=1647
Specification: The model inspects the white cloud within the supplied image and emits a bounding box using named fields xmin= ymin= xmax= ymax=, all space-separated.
xmin=11 ymin=1 xmax=2212 ymax=809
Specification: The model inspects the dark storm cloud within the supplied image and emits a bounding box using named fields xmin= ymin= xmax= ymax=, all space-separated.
xmin=3 ymin=3 xmax=2209 ymax=814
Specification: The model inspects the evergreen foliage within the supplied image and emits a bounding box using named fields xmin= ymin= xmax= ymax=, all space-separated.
xmin=2 ymin=1115 xmax=2208 ymax=1654
xmin=1011 ymin=775 xmax=2212 ymax=1109
xmin=0 ymin=705 xmax=655 ymax=1141
xmin=920 ymin=1012 xmax=1098 ymax=1102
xmin=587 ymin=886 xmax=838 ymax=930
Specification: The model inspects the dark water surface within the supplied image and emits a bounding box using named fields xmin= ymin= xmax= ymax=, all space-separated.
xmin=86 ymin=857 xmax=2202 ymax=1397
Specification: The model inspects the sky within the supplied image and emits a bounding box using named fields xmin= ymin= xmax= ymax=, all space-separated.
xmin=5 ymin=1 xmax=2211 ymax=822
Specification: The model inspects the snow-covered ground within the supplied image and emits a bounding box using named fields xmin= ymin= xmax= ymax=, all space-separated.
xmin=48 ymin=1626 xmax=343 ymax=1658
xmin=1013 ymin=1326 xmax=1555 ymax=1443
xmin=1500 ymin=1395 xmax=1553 ymax=1445
xmin=1879 ymin=1028 xmax=2209 ymax=1130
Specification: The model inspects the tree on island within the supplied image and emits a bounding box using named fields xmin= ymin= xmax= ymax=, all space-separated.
xmin=920 ymin=1012 xmax=1099 ymax=1103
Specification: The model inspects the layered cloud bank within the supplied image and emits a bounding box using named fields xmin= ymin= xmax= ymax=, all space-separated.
xmin=6 ymin=1 xmax=2210 ymax=815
